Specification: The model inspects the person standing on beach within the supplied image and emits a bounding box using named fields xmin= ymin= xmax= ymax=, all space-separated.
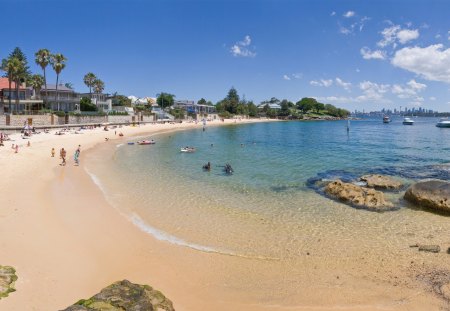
xmin=51 ymin=148 xmax=55 ymax=157
xmin=74 ymin=145 xmax=81 ymax=165
xmin=15 ymin=144 xmax=18 ymax=153
xmin=60 ymin=148 xmax=66 ymax=166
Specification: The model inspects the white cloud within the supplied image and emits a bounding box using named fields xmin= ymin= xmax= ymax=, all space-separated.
xmin=448 ymin=30 xmax=450 ymax=40
xmin=391 ymin=44 xmax=450 ymax=83
xmin=397 ymin=29 xmax=419 ymax=44
xmin=360 ymin=47 xmax=386 ymax=60
xmin=339 ymin=26 xmax=352 ymax=35
xmin=230 ymin=35 xmax=256 ymax=57
xmin=407 ymin=79 xmax=427 ymax=91
xmin=430 ymin=96 xmax=436 ymax=101
xmin=391 ymin=79 xmax=426 ymax=103
xmin=358 ymin=81 xmax=390 ymax=102
xmin=377 ymin=25 xmax=419 ymax=48
xmin=330 ymin=11 xmax=336 ymax=16
xmin=335 ymin=77 xmax=352 ymax=91
xmin=283 ymin=73 xmax=302 ymax=81
xmin=310 ymin=79 xmax=333 ymax=87
xmin=343 ymin=11 xmax=355 ymax=18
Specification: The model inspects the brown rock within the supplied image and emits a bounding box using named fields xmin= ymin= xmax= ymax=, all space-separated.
xmin=404 ymin=179 xmax=450 ymax=212
xmin=360 ymin=174 xmax=403 ymax=190
xmin=418 ymin=245 xmax=441 ymax=253
xmin=324 ymin=179 xmax=394 ymax=211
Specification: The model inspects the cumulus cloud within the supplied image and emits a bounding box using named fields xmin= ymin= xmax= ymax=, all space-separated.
xmin=391 ymin=44 xmax=450 ymax=83
xmin=283 ymin=75 xmax=291 ymax=81
xmin=330 ymin=11 xmax=336 ymax=16
xmin=343 ymin=11 xmax=355 ymax=18
xmin=429 ymin=96 xmax=436 ymax=101
xmin=360 ymin=47 xmax=386 ymax=60
xmin=230 ymin=35 xmax=256 ymax=57
xmin=448 ymin=30 xmax=450 ymax=40
xmin=310 ymin=79 xmax=333 ymax=87
xmin=397 ymin=29 xmax=419 ymax=44
xmin=377 ymin=25 xmax=419 ymax=48
xmin=357 ymin=81 xmax=390 ymax=102
xmin=335 ymin=77 xmax=352 ymax=91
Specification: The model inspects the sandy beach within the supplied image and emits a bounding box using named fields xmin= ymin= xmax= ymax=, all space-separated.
xmin=0 ymin=119 xmax=448 ymax=311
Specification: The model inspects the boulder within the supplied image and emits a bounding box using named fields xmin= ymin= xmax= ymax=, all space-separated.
xmin=0 ymin=265 xmax=17 ymax=299
xmin=360 ymin=174 xmax=403 ymax=190
xmin=404 ymin=179 xmax=450 ymax=212
xmin=418 ymin=245 xmax=441 ymax=253
xmin=61 ymin=280 xmax=175 ymax=311
xmin=324 ymin=179 xmax=393 ymax=211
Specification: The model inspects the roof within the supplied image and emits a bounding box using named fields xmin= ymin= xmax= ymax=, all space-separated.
xmin=44 ymin=84 xmax=74 ymax=92
xmin=0 ymin=77 xmax=25 ymax=90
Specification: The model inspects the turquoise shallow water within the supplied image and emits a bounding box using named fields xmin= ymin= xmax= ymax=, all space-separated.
xmin=85 ymin=118 xmax=450 ymax=259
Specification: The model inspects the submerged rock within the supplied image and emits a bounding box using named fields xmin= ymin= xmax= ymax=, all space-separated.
xmin=404 ymin=179 xmax=450 ymax=213
xmin=0 ymin=265 xmax=18 ymax=299
xmin=324 ymin=179 xmax=394 ymax=211
xmin=360 ymin=174 xmax=403 ymax=190
xmin=418 ymin=245 xmax=441 ymax=253
xmin=62 ymin=279 xmax=175 ymax=311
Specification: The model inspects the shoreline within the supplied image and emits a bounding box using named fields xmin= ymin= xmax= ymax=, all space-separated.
xmin=0 ymin=118 xmax=446 ymax=310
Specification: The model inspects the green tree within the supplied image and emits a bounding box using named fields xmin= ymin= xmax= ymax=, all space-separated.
xmin=247 ymin=101 xmax=258 ymax=117
xmin=9 ymin=48 xmax=30 ymax=112
xmin=83 ymin=72 xmax=97 ymax=98
xmin=93 ymin=79 xmax=105 ymax=94
xmin=28 ymin=74 xmax=45 ymax=99
xmin=296 ymin=97 xmax=317 ymax=113
xmin=112 ymin=94 xmax=132 ymax=106
xmin=1 ymin=57 xmax=21 ymax=112
xmin=79 ymin=97 xmax=97 ymax=111
xmin=278 ymin=100 xmax=291 ymax=117
xmin=197 ymin=98 xmax=207 ymax=105
xmin=50 ymin=53 xmax=67 ymax=111
xmin=35 ymin=48 xmax=51 ymax=108
xmin=156 ymin=92 xmax=175 ymax=109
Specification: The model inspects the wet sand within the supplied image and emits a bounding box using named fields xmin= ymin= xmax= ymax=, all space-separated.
xmin=0 ymin=119 xmax=448 ymax=310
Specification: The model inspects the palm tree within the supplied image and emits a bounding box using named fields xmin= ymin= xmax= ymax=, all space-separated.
xmin=83 ymin=72 xmax=96 ymax=98
xmin=93 ymin=78 xmax=105 ymax=94
xmin=0 ymin=58 xmax=16 ymax=113
xmin=50 ymin=53 xmax=67 ymax=111
xmin=35 ymin=49 xmax=51 ymax=108
xmin=29 ymin=74 xmax=44 ymax=99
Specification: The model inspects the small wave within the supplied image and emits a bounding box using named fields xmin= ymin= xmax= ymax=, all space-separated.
xmin=85 ymin=167 xmax=109 ymax=196
xmin=130 ymin=214 xmax=280 ymax=261
xmin=116 ymin=143 xmax=124 ymax=148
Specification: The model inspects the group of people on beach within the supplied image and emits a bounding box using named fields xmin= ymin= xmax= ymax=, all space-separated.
xmin=54 ymin=145 xmax=80 ymax=166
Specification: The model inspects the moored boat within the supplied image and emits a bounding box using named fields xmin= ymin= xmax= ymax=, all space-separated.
xmin=436 ymin=118 xmax=450 ymax=128
xmin=137 ymin=140 xmax=155 ymax=145
xmin=180 ymin=146 xmax=196 ymax=153
xmin=383 ymin=116 xmax=390 ymax=123
xmin=402 ymin=117 xmax=414 ymax=125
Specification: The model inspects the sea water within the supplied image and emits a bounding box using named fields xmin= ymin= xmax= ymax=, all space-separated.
xmin=85 ymin=118 xmax=450 ymax=260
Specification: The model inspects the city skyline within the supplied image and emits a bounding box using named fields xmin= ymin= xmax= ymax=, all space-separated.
xmin=1 ymin=0 xmax=449 ymax=111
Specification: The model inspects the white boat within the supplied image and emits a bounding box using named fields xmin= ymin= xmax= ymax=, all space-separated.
xmin=137 ymin=140 xmax=155 ymax=145
xmin=436 ymin=118 xmax=450 ymax=128
xmin=402 ymin=117 xmax=414 ymax=125
xmin=180 ymin=147 xmax=196 ymax=153
xmin=383 ymin=116 xmax=390 ymax=123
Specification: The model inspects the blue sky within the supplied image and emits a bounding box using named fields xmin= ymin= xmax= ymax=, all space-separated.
xmin=1 ymin=0 xmax=450 ymax=111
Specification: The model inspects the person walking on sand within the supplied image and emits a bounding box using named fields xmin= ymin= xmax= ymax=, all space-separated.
xmin=60 ymin=148 xmax=66 ymax=166
xmin=51 ymin=148 xmax=55 ymax=157
xmin=74 ymin=145 xmax=81 ymax=166
xmin=15 ymin=144 xmax=18 ymax=153
xmin=27 ymin=141 xmax=30 ymax=147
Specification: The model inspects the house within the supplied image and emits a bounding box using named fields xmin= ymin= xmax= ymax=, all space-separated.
xmin=79 ymin=93 xmax=112 ymax=112
xmin=173 ymin=100 xmax=216 ymax=114
xmin=0 ymin=77 xmax=43 ymax=114
xmin=257 ymin=103 xmax=281 ymax=110
xmin=42 ymin=84 xmax=80 ymax=112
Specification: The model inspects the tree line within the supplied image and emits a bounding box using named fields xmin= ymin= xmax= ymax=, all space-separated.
xmin=152 ymin=87 xmax=350 ymax=119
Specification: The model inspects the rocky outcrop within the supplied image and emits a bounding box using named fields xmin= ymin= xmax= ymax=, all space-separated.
xmin=360 ymin=174 xmax=403 ymax=190
xmin=418 ymin=245 xmax=441 ymax=253
xmin=61 ymin=280 xmax=175 ymax=311
xmin=324 ymin=179 xmax=393 ymax=211
xmin=0 ymin=265 xmax=17 ymax=299
xmin=404 ymin=179 xmax=450 ymax=212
